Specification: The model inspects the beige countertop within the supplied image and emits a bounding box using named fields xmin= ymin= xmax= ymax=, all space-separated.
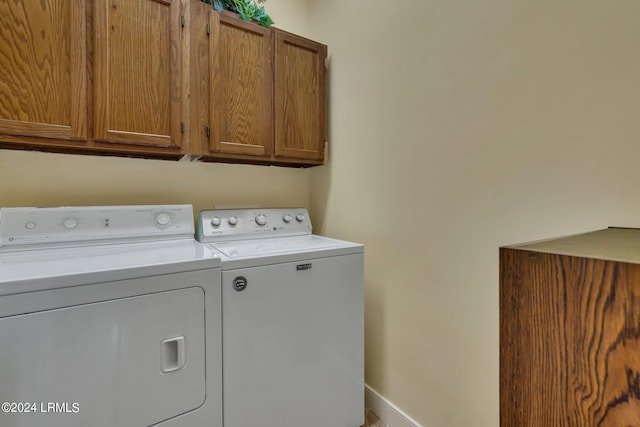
xmin=506 ymin=227 xmax=640 ymax=264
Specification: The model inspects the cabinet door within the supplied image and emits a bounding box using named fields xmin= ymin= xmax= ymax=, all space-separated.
xmin=208 ymin=12 xmax=273 ymax=157
xmin=0 ymin=1 xmax=87 ymax=142
xmin=94 ymin=0 xmax=182 ymax=150
xmin=274 ymin=31 xmax=326 ymax=162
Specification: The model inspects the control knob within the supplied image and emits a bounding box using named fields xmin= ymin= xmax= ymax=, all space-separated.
xmin=155 ymin=213 xmax=171 ymax=227
xmin=282 ymin=214 xmax=292 ymax=223
xmin=228 ymin=216 xmax=238 ymax=226
xmin=295 ymin=213 xmax=305 ymax=222
xmin=211 ymin=217 xmax=222 ymax=227
xmin=63 ymin=217 xmax=79 ymax=229
xmin=255 ymin=214 xmax=268 ymax=226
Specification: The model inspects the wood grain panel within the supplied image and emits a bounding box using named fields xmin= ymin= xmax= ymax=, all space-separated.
xmin=274 ymin=30 xmax=326 ymax=161
xmin=0 ymin=0 xmax=87 ymax=141
xmin=188 ymin=0 xmax=211 ymax=155
xmin=94 ymin=0 xmax=181 ymax=148
xmin=209 ymin=12 xmax=272 ymax=156
xmin=500 ymin=248 xmax=640 ymax=426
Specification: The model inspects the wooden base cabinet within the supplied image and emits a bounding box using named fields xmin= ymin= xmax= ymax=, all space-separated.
xmin=500 ymin=228 xmax=640 ymax=427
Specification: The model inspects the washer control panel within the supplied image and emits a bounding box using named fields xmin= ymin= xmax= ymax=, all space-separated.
xmin=0 ymin=205 xmax=195 ymax=249
xmin=197 ymin=208 xmax=312 ymax=242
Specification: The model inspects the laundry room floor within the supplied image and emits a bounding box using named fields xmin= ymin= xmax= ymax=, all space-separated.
xmin=362 ymin=409 xmax=388 ymax=427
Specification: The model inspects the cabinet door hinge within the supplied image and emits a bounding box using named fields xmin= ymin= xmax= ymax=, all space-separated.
xmin=181 ymin=15 xmax=185 ymax=29
xmin=205 ymin=126 xmax=211 ymax=138
xmin=181 ymin=122 xmax=185 ymax=134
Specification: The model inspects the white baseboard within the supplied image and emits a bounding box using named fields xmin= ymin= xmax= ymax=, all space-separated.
xmin=365 ymin=384 xmax=424 ymax=427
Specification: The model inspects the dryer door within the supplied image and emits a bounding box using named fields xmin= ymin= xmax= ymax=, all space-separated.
xmin=0 ymin=287 xmax=205 ymax=427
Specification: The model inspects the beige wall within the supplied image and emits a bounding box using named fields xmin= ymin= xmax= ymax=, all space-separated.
xmin=0 ymin=150 xmax=309 ymax=212
xmin=0 ymin=0 xmax=312 ymax=212
xmin=308 ymin=1 xmax=640 ymax=426
xmin=268 ymin=0 xmax=310 ymax=37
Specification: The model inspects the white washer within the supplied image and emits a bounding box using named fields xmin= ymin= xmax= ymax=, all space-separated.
xmin=0 ymin=205 xmax=222 ymax=427
xmin=196 ymin=208 xmax=364 ymax=427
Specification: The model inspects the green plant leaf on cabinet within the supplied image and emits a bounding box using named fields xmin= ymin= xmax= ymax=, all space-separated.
xmin=201 ymin=0 xmax=274 ymax=27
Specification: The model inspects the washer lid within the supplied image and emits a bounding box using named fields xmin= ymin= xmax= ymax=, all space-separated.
xmin=209 ymin=235 xmax=363 ymax=269
xmin=0 ymin=239 xmax=221 ymax=295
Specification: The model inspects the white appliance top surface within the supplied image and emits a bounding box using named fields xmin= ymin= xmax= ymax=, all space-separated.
xmin=0 ymin=205 xmax=220 ymax=295
xmin=212 ymin=234 xmax=355 ymax=258
xmin=208 ymin=234 xmax=363 ymax=269
xmin=197 ymin=208 xmax=363 ymax=269
xmin=0 ymin=239 xmax=220 ymax=289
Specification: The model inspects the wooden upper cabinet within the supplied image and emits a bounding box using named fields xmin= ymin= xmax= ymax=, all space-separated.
xmin=274 ymin=30 xmax=327 ymax=162
xmin=190 ymin=5 xmax=327 ymax=166
xmin=0 ymin=0 xmax=327 ymax=165
xmin=93 ymin=0 xmax=182 ymax=150
xmin=0 ymin=1 xmax=87 ymax=142
xmin=208 ymin=12 xmax=273 ymax=157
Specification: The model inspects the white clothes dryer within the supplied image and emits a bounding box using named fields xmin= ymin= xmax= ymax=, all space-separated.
xmin=0 ymin=205 xmax=222 ymax=427
xmin=197 ymin=208 xmax=363 ymax=427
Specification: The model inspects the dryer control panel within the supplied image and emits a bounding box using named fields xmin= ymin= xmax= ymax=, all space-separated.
xmin=0 ymin=205 xmax=195 ymax=249
xmin=197 ymin=208 xmax=312 ymax=242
